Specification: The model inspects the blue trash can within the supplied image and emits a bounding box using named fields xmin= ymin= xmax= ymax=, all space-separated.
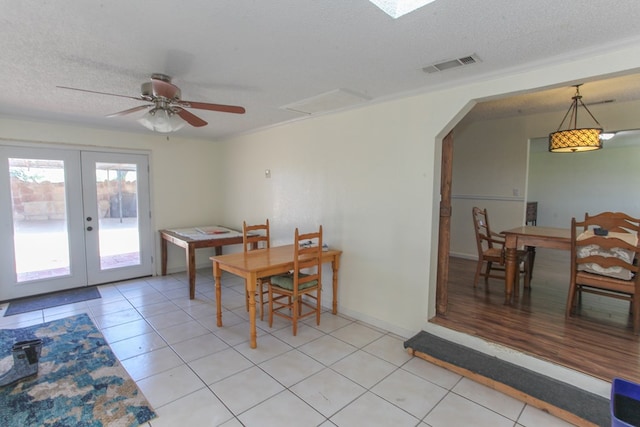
xmin=611 ymin=378 xmax=640 ymax=427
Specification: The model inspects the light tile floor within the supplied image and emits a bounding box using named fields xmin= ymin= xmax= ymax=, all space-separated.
xmin=0 ymin=269 xmax=576 ymax=427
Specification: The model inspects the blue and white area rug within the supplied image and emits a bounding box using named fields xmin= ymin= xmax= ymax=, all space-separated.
xmin=0 ymin=313 xmax=156 ymax=427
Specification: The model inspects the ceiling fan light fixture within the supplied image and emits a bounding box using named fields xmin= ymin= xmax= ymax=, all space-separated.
xmin=59 ymin=73 xmax=245 ymax=133
xmin=549 ymin=84 xmax=604 ymax=153
xmin=138 ymin=108 xmax=185 ymax=133
xmin=599 ymin=132 xmax=616 ymax=141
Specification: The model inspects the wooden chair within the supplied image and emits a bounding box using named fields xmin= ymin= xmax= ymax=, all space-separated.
xmin=567 ymin=212 xmax=640 ymax=334
xmin=243 ymin=219 xmax=271 ymax=321
xmin=472 ymin=207 xmax=531 ymax=294
xmin=268 ymin=226 xmax=322 ymax=336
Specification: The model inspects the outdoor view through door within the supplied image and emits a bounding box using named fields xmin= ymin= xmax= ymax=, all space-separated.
xmin=9 ymin=159 xmax=142 ymax=280
xmin=93 ymin=162 xmax=141 ymax=271
xmin=0 ymin=146 xmax=152 ymax=301
xmin=10 ymin=158 xmax=71 ymax=281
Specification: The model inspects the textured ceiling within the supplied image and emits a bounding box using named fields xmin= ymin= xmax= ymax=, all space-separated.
xmin=2 ymin=0 xmax=640 ymax=140
xmin=465 ymin=73 xmax=640 ymax=125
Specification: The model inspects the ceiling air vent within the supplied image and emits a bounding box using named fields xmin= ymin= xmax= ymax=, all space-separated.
xmin=423 ymin=54 xmax=481 ymax=74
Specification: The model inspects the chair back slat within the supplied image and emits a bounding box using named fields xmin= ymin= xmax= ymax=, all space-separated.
xmin=584 ymin=211 xmax=640 ymax=234
xmin=472 ymin=207 xmax=504 ymax=254
xmin=572 ymin=213 xmax=640 ymax=278
xmin=294 ymin=227 xmax=323 ymax=294
xmin=243 ymin=219 xmax=270 ymax=252
xmin=572 ymin=219 xmax=639 ymax=277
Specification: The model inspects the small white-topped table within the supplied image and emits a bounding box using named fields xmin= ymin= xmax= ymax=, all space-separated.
xmin=160 ymin=226 xmax=245 ymax=299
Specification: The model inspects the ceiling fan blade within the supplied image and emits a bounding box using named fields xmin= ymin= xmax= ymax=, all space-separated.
xmin=106 ymin=105 xmax=152 ymax=117
xmin=179 ymin=100 xmax=246 ymax=114
xmin=57 ymin=86 xmax=145 ymax=101
xmin=175 ymin=108 xmax=208 ymax=127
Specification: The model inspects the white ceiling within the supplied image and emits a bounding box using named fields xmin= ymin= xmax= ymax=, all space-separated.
xmin=2 ymin=0 xmax=640 ymax=140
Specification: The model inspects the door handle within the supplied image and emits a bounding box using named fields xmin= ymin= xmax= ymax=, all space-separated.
xmin=86 ymin=226 xmax=93 ymax=231
xmin=86 ymin=216 xmax=92 ymax=221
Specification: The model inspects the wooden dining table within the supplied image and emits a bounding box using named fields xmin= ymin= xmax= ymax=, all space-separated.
xmin=211 ymin=244 xmax=342 ymax=348
xmin=502 ymin=226 xmax=571 ymax=304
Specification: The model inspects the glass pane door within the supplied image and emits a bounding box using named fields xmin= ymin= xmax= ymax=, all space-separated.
xmin=0 ymin=146 xmax=86 ymax=300
xmin=10 ymin=158 xmax=71 ymax=281
xmin=82 ymin=151 xmax=152 ymax=285
xmin=95 ymin=163 xmax=141 ymax=270
xmin=0 ymin=145 xmax=152 ymax=300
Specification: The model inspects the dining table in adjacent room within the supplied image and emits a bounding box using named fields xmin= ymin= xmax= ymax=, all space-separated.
xmin=501 ymin=226 xmax=571 ymax=304
xmin=211 ymin=244 xmax=342 ymax=349
xmin=159 ymin=226 xmax=246 ymax=299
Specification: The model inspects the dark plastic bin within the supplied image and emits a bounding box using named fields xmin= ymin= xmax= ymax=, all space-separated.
xmin=612 ymin=378 xmax=640 ymax=427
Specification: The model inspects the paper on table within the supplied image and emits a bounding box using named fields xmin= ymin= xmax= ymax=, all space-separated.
xmin=170 ymin=226 xmax=241 ymax=240
xmin=196 ymin=226 xmax=230 ymax=235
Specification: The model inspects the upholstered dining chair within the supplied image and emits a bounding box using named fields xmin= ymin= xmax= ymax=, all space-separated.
xmin=243 ymin=219 xmax=271 ymax=321
xmin=268 ymin=226 xmax=322 ymax=336
xmin=472 ymin=207 xmax=531 ymax=295
xmin=567 ymin=212 xmax=640 ymax=334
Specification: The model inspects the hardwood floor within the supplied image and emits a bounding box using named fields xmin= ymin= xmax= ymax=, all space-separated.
xmin=433 ymin=248 xmax=640 ymax=384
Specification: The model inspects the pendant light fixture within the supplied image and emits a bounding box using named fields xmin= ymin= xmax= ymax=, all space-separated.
xmin=549 ymin=84 xmax=603 ymax=153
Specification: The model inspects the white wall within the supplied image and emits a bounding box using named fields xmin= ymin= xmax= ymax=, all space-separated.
xmin=217 ymin=96 xmax=452 ymax=336
xmin=0 ymin=118 xmax=225 ymax=272
xmin=450 ymin=116 xmax=531 ymax=258
xmin=529 ymin=129 xmax=640 ymax=228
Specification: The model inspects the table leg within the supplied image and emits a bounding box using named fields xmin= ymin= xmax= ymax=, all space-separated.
xmin=214 ymin=261 xmax=223 ymax=327
xmin=527 ymin=245 xmax=536 ymax=284
xmin=161 ymin=236 xmax=168 ymax=276
xmin=331 ymin=256 xmax=340 ymax=315
xmin=504 ymin=247 xmax=518 ymax=304
xmin=247 ymin=272 xmax=257 ymax=349
xmin=186 ymin=244 xmax=196 ymax=299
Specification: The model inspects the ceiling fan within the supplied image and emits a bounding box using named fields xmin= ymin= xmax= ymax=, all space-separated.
xmin=57 ymin=73 xmax=245 ymax=133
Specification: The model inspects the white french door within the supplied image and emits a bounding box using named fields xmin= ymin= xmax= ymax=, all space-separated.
xmin=0 ymin=145 xmax=152 ymax=300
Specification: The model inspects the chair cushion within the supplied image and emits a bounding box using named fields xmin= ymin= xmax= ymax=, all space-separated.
xmin=577 ymin=230 xmax=637 ymax=280
xmin=271 ymin=273 xmax=318 ymax=291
